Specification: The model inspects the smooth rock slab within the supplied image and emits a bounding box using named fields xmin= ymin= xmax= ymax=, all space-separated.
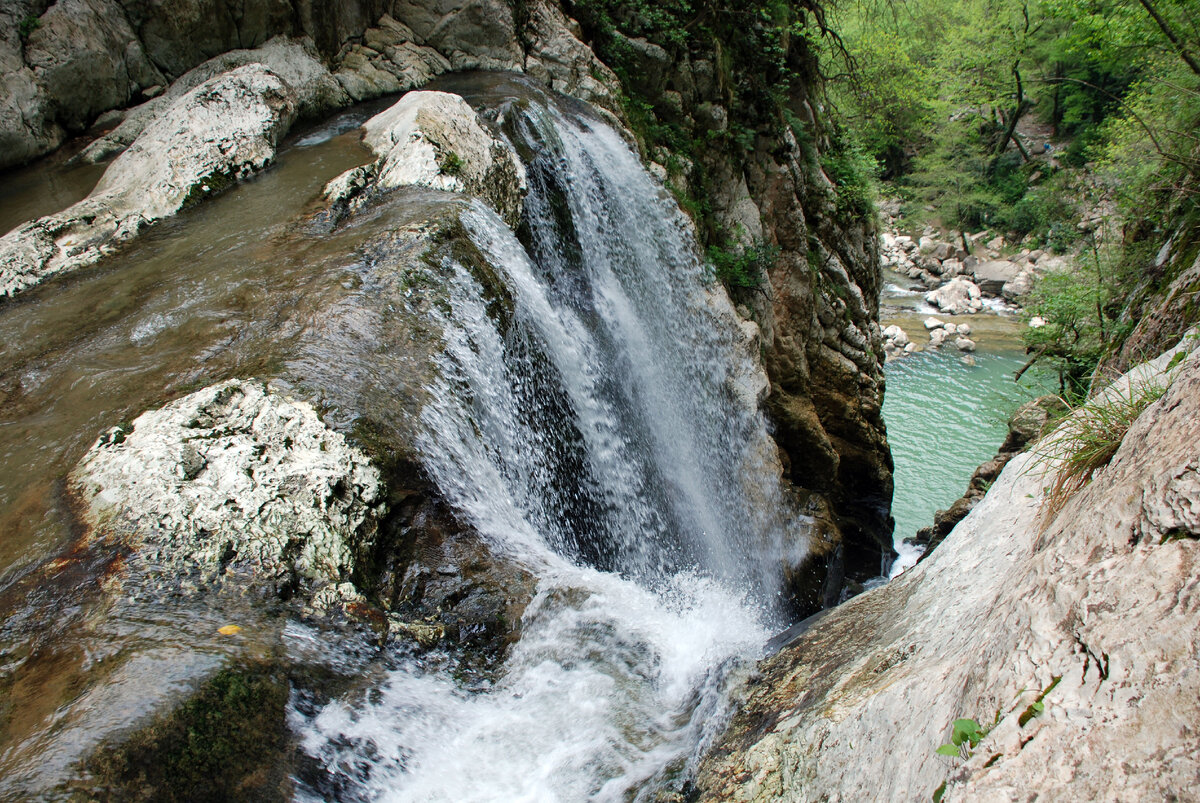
xmin=0 ymin=64 xmax=297 ymax=299
xmin=695 ymin=335 xmax=1200 ymax=802
xmin=71 ymin=380 xmax=384 ymax=595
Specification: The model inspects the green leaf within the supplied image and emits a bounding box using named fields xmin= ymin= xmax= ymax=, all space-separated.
xmin=936 ymin=744 xmax=961 ymax=757
xmin=1166 ymin=351 xmax=1186 ymax=371
xmin=1031 ymin=701 xmax=1045 ymax=712
xmin=951 ymin=718 xmax=982 ymax=746
xmin=933 ymin=781 xmax=947 ymax=803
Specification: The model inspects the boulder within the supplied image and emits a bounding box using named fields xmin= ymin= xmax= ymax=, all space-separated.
xmin=0 ymin=64 xmax=297 ymax=299
xmin=956 ymin=323 xmax=971 ymax=335
xmin=929 ymin=327 xmax=949 ymax=347
xmin=1002 ymin=268 xmax=1034 ymax=302
xmin=78 ymin=36 xmax=348 ymax=164
xmin=955 ymin=336 xmax=976 ymax=352
xmin=973 ymin=259 xmax=1022 ymax=295
xmin=70 ymin=380 xmax=384 ymax=600
xmin=323 ymin=90 xmax=527 ymax=228
xmin=925 ymin=277 xmax=983 ymax=315
xmin=923 ymin=316 xmax=944 ymax=330
xmin=882 ymin=324 xmax=909 ymax=347
xmin=940 ymin=258 xmax=963 ymax=278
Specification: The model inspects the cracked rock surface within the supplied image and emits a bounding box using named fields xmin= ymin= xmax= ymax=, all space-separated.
xmin=695 ymin=332 xmax=1200 ymax=802
xmin=70 ymin=380 xmax=383 ymax=597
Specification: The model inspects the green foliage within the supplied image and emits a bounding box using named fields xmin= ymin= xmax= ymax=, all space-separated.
xmin=822 ymin=127 xmax=881 ymax=220
xmin=1022 ymin=253 xmax=1123 ymax=396
xmin=706 ymin=240 xmax=778 ymax=289
xmin=440 ymin=151 xmax=465 ymax=177
xmin=18 ymin=15 xmax=40 ymax=42
xmin=935 ymin=716 xmax=989 ymax=761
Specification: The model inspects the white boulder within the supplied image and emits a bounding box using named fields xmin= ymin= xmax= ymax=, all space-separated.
xmin=324 ymin=90 xmax=527 ymax=227
xmin=71 ymin=380 xmax=384 ymax=595
xmin=925 ymin=277 xmax=984 ymax=315
xmin=0 ymin=65 xmax=297 ymax=299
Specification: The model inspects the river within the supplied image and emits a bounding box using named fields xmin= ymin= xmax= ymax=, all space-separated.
xmin=880 ymin=271 xmax=1051 ymax=573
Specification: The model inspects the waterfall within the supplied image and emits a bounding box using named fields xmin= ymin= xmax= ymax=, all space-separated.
xmin=296 ymin=86 xmax=798 ymax=801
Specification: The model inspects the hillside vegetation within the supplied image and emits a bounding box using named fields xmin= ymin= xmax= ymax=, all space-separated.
xmin=821 ymin=0 xmax=1200 ymax=395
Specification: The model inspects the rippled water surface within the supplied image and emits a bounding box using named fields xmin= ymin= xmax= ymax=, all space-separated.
xmin=880 ymin=271 xmax=1052 ymax=567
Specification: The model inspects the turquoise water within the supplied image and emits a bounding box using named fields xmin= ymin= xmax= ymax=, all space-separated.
xmin=879 ymin=283 xmax=1052 ymax=568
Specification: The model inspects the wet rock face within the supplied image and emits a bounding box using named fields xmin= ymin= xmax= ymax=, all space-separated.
xmin=0 ymin=64 xmax=297 ymax=298
xmin=0 ymin=0 xmax=619 ymax=171
xmin=695 ymin=335 xmax=1200 ymax=802
xmin=70 ymin=380 xmax=384 ymax=599
xmin=325 ymin=90 xmax=528 ymax=228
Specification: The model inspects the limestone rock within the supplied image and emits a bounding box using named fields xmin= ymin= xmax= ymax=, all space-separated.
xmin=695 ymin=335 xmax=1200 ymax=802
xmin=324 ymin=90 xmax=526 ymax=228
xmin=0 ymin=65 xmax=296 ymax=298
xmin=973 ymin=259 xmax=1022 ymax=295
xmin=0 ymin=36 xmax=64 ymax=168
xmin=392 ymin=0 xmax=523 ymax=71
xmin=70 ymin=380 xmax=384 ymax=596
xmin=79 ymin=36 xmax=347 ymax=164
xmin=954 ymin=336 xmax=976 ymax=352
xmin=23 ymin=0 xmax=164 ymax=133
xmin=521 ymin=0 xmax=621 ymax=115
xmin=1001 ymin=267 xmax=1034 ymax=302
xmin=925 ymin=277 xmax=983 ymax=315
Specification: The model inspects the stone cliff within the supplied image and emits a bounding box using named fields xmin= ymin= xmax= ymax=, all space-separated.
xmin=694 ymin=331 xmax=1200 ymax=801
xmin=1 ymin=0 xmax=893 ymax=608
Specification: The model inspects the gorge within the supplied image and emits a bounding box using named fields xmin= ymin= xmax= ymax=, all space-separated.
xmin=2 ymin=0 xmax=1199 ymax=801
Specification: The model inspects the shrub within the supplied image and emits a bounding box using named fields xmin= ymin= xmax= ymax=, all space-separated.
xmin=706 ymin=240 xmax=778 ymax=289
xmin=440 ymin=151 xmax=465 ymax=177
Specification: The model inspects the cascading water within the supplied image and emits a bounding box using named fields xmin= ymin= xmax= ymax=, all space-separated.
xmin=294 ymin=83 xmax=802 ymax=801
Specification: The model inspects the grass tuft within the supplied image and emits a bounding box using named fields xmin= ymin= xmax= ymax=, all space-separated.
xmin=1032 ymin=380 xmax=1167 ymax=521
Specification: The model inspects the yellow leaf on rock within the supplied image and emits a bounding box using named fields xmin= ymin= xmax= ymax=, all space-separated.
xmin=217 ymin=625 xmax=242 ymax=636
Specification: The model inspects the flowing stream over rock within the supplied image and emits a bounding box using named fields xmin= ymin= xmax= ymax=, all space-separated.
xmin=0 ymin=77 xmax=796 ymax=799
xmin=295 ymin=80 xmax=790 ymax=801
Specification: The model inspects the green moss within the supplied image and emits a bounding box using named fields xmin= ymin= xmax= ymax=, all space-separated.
xmin=182 ymin=171 xmax=238 ymax=210
xmin=84 ymin=661 xmax=291 ymax=802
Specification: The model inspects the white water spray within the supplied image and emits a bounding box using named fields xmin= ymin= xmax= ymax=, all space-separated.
xmin=296 ymin=86 xmax=799 ymax=801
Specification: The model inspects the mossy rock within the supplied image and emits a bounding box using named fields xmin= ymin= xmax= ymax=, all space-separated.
xmin=81 ymin=660 xmax=292 ymax=802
